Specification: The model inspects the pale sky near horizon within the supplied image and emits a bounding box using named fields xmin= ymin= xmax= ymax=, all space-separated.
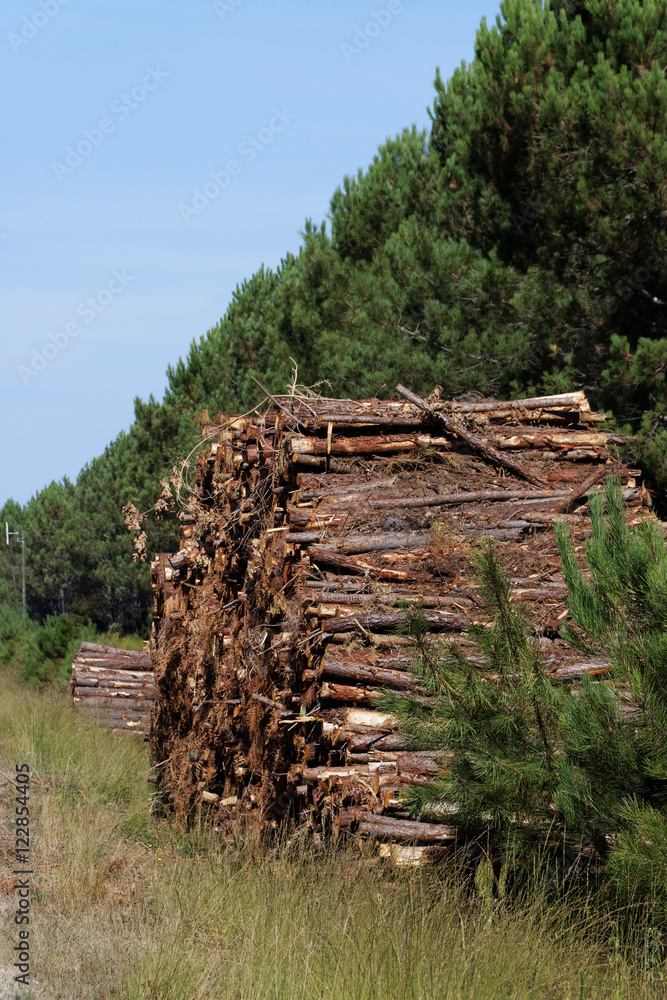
xmin=1 ymin=0 xmax=502 ymax=508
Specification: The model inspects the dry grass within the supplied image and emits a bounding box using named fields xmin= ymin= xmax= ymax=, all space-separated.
xmin=0 ymin=675 xmax=664 ymax=1000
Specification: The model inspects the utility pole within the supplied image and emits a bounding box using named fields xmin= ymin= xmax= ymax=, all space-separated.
xmin=5 ymin=522 xmax=26 ymax=615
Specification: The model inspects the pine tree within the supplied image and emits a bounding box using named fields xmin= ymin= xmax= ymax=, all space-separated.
xmin=387 ymin=479 xmax=667 ymax=903
xmin=430 ymin=0 xmax=667 ymax=452
xmin=555 ymin=479 xmax=667 ymax=891
xmin=382 ymin=543 xmax=565 ymax=857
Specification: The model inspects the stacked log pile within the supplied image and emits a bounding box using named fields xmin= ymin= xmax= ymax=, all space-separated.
xmin=70 ymin=641 xmax=154 ymax=732
xmin=149 ymin=388 xmax=651 ymax=852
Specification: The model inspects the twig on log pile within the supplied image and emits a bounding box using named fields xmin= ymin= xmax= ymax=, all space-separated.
xmin=395 ymin=383 xmax=548 ymax=488
xmin=251 ymin=692 xmax=286 ymax=711
xmin=250 ymin=374 xmax=306 ymax=431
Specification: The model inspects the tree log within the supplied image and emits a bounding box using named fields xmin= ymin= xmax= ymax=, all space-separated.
xmin=72 ymin=691 xmax=153 ymax=710
xmin=363 ymin=488 xmax=568 ymax=511
xmin=297 ymin=475 xmax=398 ymax=499
xmin=318 ymin=659 xmax=417 ymax=689
xmin=91 ymin=711 xmax=148 ymax=726
xmin=324 ymin=611 xmax=468 ymax=635
xmin=287 ymin=508 xmax=348 ymax=529
xmin=346 ymin=732 xmax=410 ymax=751
xmin=72 ymin=668 xmax=154 ymax=688
xmin=345 ymin=708 xmax=394 ymax=728
xmin=548 ymin=465 xmax=608 ymax=514
xmin=74 ymin=703 xmax=152 ymax=721
xmin=73 ymin=677 xmax=154 ymax=693
xmin=320 ymin=681 xmax=383 ymax=705
xmin=75 ymin=641 xmax=151 ymax=668
xmin=290 ymin=455 xmax=362 ymax=473
xmin=436 ymin=391 xmax=592 ymax=415
xmin=290 ymin=434 xmax=452 ymax=457
xmin=309 ymin=547 xmax=417 ymax=581
xmin=549 ymin=661 xmax=611 ymax=680
xmin=298 ymin=531 xmax=430 ymax=554
xmin=338 ymin=809 xmax=458 ymax=842
xmin=305 ymin=592 xmax=474 ymax=611
xmin=491 ymin=430 xmax=610 ymax=450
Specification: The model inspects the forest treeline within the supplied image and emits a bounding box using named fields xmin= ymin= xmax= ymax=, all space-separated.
xmin=3 ymin=0 xmax=667 ymax=663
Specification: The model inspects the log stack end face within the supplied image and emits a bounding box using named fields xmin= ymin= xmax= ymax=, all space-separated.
xmin=148 ymin=391 xmax=651 ymax=847
xmin=69 ymin=641 xmax=154 ymax=733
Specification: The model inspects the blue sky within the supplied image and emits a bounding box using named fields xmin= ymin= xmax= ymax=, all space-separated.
xmin=1 ymin=0 xmax=501 ymax=507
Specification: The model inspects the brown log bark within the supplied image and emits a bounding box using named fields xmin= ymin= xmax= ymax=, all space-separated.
xmin=326 ymin=632 xmax=423 ymax=646
xmin=320 ymin=681 xmax=382 ymax=705
xmin=287 ymin=508 xmax=348 ymax=529
xmin=491 ymin=430 xmax=611 ymax=450
xmin=329 ymin=651 xmax=417 ymax=669
xmin=290 ymin=434 xmax=453 ymax=456
xmin=74 ymin=655 xmax=153 ymax=670
xmin=73 ymin=694 xmax=153 ymax=711
xmin=270 ymin=390 xmax=595 ymax=421
xmin=548 ymin=466 xmax=608 ymax=514
xmin=319 ymin=659 xmax=416 ymax=689
xmin=77 ymin=641 xmax=148 ymax=657
xmin=290 ymin=455 xmax=364 ymax=473
xmin=301 ymin=760 xmax=438 ymax=782
xmin=363 ymin=488 xmax=568 ymax=511
xmin=338 ymin=809 xmax=459 ymax=842
xmin=303 ymin=531 xmax=430 ymax=554
xmin=394 ymin=754 xmax=444 ymax=773
xmin=73 ymin=677 xmax=154 ymax=693
xmin=396 ymin=384 xmax=548 ymax=487
xmin=309 ymin=415 xmax=425 ymax=428
xmin=324 ymin=611 xmax=468 ymax=635
xmin=305 ymin=592 xmax=474 ymax=611
xmin=505 ymin=512 xmax=588 ymax=528
xmin=443 ymin=391 xmax=591 ymax=415
xmin=72 ymin=668 xmax=154 ymax=687
xmin=85 ymin=710 xmax=149 ymax=726
xmin=76 ymin=641 xmax=151 ymax=665
xmin=346 ymin=732 xmax=410 ymax=751
xmin=549 ymin=661 xmax=611 ymax=680
xmin=309 ymin=547 xmax=417 ymax=581
xmin=73 ymin=687 xmax=153 ymax=705
xmin=297 ymin=475 xmax=398 ymax=498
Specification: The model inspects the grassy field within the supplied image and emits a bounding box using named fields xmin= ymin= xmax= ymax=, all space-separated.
xmin=0 ymin=675 xmax=665 ymax=1000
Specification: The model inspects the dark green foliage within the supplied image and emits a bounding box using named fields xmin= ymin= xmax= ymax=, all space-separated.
xmin=428 ymin=0 xmax=667 ymax=436
xmin=555 ymin=478 xmax=667 ymax=806
xmin=0 ymin=607 xmax=93 ymax=685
